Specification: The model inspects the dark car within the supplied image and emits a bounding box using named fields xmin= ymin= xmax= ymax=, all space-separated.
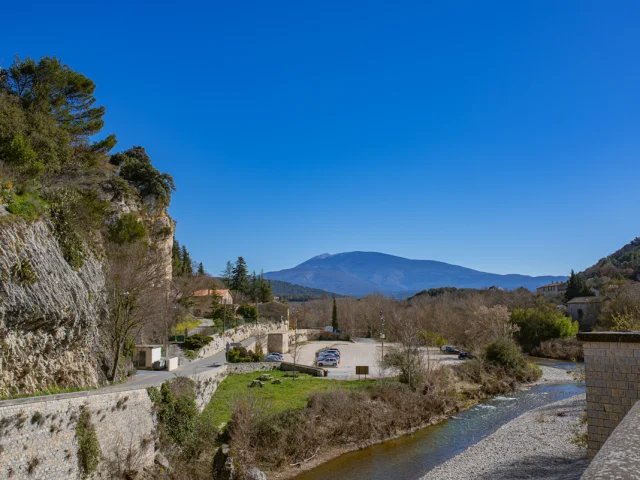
xmin=458 ymin=352 xmax=474 ymax=360
xmin=441 ymin=345 xmax=460 ymax=354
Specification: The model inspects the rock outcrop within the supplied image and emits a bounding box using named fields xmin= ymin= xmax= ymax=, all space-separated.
xmin=0 ymin=218 xmax=107 ymax=396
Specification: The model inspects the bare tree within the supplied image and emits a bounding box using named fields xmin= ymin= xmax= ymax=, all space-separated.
xmin=105 ymin=242 xmax=169 ymax=381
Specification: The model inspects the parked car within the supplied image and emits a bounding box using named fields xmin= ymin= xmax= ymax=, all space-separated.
xmin=317 ymin=357 xmax=338 ymax=367
xmin=317 ymin=355 xmax=340 ymax=364
xmin=319 ymin=349 xmax=340 ymax=357
xmin=268 ymin=352 xmax=283 ymax=359
xmin=152 ymin=359 xmax=166 ymax=371
xmin=441 ymin=345 xmax=460 ymax=354
xmin=458 ymin=352 xmax=474 ymax=360
xmin=265 ymin=354 xmax=282 ymax=362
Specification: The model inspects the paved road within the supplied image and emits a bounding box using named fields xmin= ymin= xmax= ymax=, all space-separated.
xmin=0 ymin=336 xmax=257 ymax=408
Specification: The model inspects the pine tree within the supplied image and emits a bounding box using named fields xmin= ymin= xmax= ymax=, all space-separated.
xmin=172 ymin=237 xmax=183 ymax=276
xmin=259 ymin=271 xmax=272 ymax=303
xmin=197 ymin=262 xmax=205 ymax=275
xmin=181 ymin=245 xmax=193 ymax=275
xmin=564 ymin=270 xmax=593 ymax=302
xmin=221 ymin=261 xmax=233 ymax=288
xmin=231 ymin=256 xmax=249 ymax=294
xmin=332 ymin=297 xmax=339 ymax=332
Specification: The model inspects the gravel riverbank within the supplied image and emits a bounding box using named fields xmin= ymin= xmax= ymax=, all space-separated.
xmin=423 ymin=390 xmax=588 ymax=480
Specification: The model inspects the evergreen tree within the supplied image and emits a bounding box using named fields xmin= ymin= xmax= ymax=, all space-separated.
xmin=250 ymin=271 xmax=259 ymax=302
xmin=259 ymin=271 xmax=272 ymax=303
xmin=197 ymin=262 xmax=205 ymax=276
xmin=564 ymin=270 xmax=593 ymax=302
xmin=172 ymin=237 xmax=183 ymax=276
xmin=231 ymin=256 xmax=249 ymax=293
xmin=221 ymin=261 xmax=233 ymax=288
xmin=332 ymin=297 xmax=339 ymax=332
xmin=181 ymin=245 xmax=193 ymax=275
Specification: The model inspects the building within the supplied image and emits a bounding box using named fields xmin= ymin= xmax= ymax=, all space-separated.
xmin=567 ymin=296 xmax=604 ymax=328
xmin=536 ymin=281 xmax=567 ymax=296
xmin=134 ymin=345 xmax=163 ymax=369
xmin=192 ymin=289 xmax=233 ymax=304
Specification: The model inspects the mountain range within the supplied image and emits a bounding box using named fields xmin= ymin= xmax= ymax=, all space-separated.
xmin=265 ymin=251 xmax=567 ymax=298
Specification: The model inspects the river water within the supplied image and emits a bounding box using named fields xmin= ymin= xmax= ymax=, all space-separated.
xmin=295 ymin=363 xmax=584 ymax=480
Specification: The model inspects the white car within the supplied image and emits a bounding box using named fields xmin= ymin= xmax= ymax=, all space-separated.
xmin=317 ymin=357 xmax=338 ymax=367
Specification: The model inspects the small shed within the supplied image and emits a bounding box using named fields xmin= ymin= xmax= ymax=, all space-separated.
xmin=134 ymin=345 xmax=163 ymax=369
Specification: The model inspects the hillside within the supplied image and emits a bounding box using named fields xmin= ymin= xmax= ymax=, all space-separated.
xmin=581 ymin=237 xmax=640 ymax=281
xmin=265 ymin=251 xmax=567 ymax=296
xmin=0 ymin=56 xmax=176 ymax=396
xmin=268 ymin=279 xmax=343 ymax=301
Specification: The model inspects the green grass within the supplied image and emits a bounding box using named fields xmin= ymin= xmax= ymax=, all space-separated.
xmin=202 ymin=370 xmax=373 ymax=426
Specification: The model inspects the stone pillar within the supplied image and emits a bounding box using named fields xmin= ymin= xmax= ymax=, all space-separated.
xmin=267 ymin=332 xmax=289 ymax=354
xmin=577 ymin=332 xmax=640 ymax=457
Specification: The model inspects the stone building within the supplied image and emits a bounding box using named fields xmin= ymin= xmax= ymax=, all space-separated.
xmin=536 ymin=281 xmax=567 ymax=296
xmin=567 ymin=296 xmax=604 ymax=328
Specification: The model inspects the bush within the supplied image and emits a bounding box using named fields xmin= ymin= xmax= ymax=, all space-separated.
xmin=75 ymin=405 xmax=102 ymax=478
xmin=108 ymin=213 xmax=147 ymax=244
xmin=511 ymin=306 xmax=579 ymax=351
xmin=237 ymin=304 xmax=259 ymax=321
xmin=5 ymin=192 xmax=49 ymax=221
xmin=533 ymin=337 xmax=584 ymax=361
xmin=119 ymin=155 xmax=175 ymax=206
xmin=156 ymin=379 xmax=198 ymax=446
xmin=485 ymin=338 xmax=526 ymax=372
xmin=183 ymin=334 xmax=213 ymax=351
xmin=227 ymin=346 xmax=264 ymax=363
xmin=11 ymin=257 xmax=37 ymax=285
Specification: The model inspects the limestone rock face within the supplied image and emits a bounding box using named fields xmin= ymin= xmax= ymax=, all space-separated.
xmin=0 ymin=218 xmax=107 ymax=396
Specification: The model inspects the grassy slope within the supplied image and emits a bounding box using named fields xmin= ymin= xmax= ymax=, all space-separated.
xmin=202 ymin=370 xmax=373 ymax=426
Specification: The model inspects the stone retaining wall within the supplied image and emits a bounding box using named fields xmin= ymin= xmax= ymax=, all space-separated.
xmin=0 ymin=389 xmax=155 ymax=480
xmin=196 ymin=320 xmax=287 ymax=359
xmin=0 ymin=324 xmax=287 ymax=479
xmin=577 ymin=332 xmax=640 ymax=457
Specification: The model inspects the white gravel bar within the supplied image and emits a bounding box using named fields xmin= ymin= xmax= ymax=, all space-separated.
xmin=423 ymin=384 xmax=587 ymax=479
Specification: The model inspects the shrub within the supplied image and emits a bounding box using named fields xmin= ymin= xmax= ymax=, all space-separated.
xmin=237 ymin=304 xmax=259 ymax=321
xmin=75 ymin=405 xmax=102 ymax=478
xmin=5 ymin=192 xmax=49 ymax=221
xmin=533 ymin=337 xmax=584 ymax=361
xmin=183 ymin=334 xmax=213 ymax=351
xmin=108 ymin=213 xmax=147 ymax=244
xmin=119 ymin=156 xmax=175 ymax=206
xmin=157 ymin=379 xmax=198 ymax=446
xmin=485 ymin=338 xmax=526 ymax=372
xmin=511 ymin=306 xmax=579 ymax=351
xmin=11 ymin=257 xmax=37 ymax=285
xmin=227 ymin=346 xmax=264 ymax=363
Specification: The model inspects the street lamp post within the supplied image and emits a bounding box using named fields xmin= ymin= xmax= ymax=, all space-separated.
xmin=380 ymin=310 xmax=385 ymax=362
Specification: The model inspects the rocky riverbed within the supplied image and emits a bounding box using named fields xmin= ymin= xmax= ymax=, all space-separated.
xmin=423 ymin=389 xmax=588 ymax=480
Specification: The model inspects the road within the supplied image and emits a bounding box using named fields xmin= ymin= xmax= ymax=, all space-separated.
xmin=0 ymin=336 xmax=258 ymax=408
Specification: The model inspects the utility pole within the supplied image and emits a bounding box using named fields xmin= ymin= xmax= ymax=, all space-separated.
xmin=380 ymin=310 xmax=385 ymax=362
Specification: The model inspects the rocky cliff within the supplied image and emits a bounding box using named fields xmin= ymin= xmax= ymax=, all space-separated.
xmin=0 ymin=218 xmax=106 ymax=396
xmin=0 ymin=202 xmax=174 ymax=397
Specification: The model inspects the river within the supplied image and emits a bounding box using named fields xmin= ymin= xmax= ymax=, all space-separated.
xmin=295 ymin=362 xmax=584 ymax=480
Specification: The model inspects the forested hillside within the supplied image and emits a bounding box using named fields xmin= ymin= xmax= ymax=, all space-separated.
xmin=269 ymin=279 xmax=343 ymax=301
xmin=582 ymin=237 xmax=640 ymax=282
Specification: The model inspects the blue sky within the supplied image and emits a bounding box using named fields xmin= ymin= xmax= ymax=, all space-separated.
xmin=2 ymin=1 xmax=639 ymax=277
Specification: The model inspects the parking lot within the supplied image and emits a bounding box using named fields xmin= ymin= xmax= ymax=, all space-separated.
xmin=280 ymin=338 xmax=461 ymax=380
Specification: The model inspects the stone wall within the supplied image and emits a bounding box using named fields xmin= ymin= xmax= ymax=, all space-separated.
xmin=0 ymin=389 xmax=155 ymax=480
xmin=577 ymin=332 xmax=640 ymax=457
xmin=195 ymin=320 xmax=287 ymax=359
xmin=582 ymin=400 xmax=640 ymax=479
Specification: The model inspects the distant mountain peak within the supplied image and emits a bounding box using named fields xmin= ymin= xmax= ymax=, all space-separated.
xmin=311 ymin=253 xmax=333 ymax=260
xmin=267 ymin=251 xmax=567 ymax=297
